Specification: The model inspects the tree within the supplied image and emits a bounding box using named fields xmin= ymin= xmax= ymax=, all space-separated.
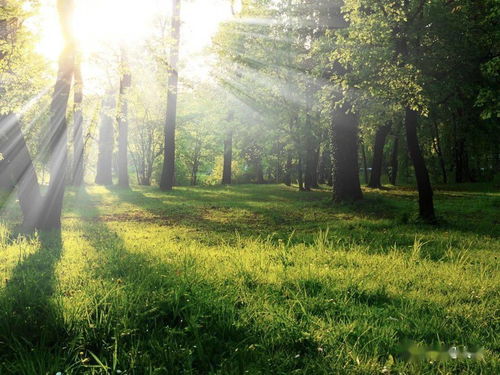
xmin=117 ymin=50 xmax=132 ymax=188
xmin=95 ymin=95 xmax=115 ymax=186
xmin=329 ymin=101 xmax=363 ymax=202
xmin=222 ymin=112 xmax=234 ymax=185
xmin=368 ymin=123 xmax=391 ymax=189
xmin=160 ymin=0 xmax=181 ymax=191
xmin=71 ymin=60 xmax=84 ymax=186
xmin=36 ymin=0 xmax=76 ymax=230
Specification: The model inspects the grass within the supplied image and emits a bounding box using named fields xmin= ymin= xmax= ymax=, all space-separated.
xmin=0 ymin=183 xmax=498 ymax=374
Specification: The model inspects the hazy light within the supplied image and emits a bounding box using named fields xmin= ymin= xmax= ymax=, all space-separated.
xmin=31 ymin=0 xmax=233 ymax=81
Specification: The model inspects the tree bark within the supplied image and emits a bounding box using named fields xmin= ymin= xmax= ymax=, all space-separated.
xmin=284 ymin=150 xmax=292 ymax=186
xmin=368 ymin=123 xmax=391 ymax=188
xmin=304 ymin=111 xmax=319 ymax=190
xmin=330 ymin=102 xmax=363 ymax=202
xmin=222 ymin=128 xmax=233 ymax=185
xmin=160 ymin=0 xmax=181 ymax=191
xmin=191 ymin=139 xmax=201 ymax=186
xmin=71 ymin=61 xmax=84 ymax=186
xmin=95 ymin=96 xmax=115 ymax=185
xmin=37 ymin=0 xmax=76 ymax=230
xmin=454 ymin=138 xmax=469 ymax=183
xmin=297 ymin=156 xmax=305 ymax=191
xmin=389 ymin=134 xmax=399 ymax=185
xmin=117 ymin=50 xmax=132 ymax=188
xmin=432 ymin=120 xmax=447 ymax=184
xmin=255 ymin=158 xmax=264 ymax=184
xmin=0 ymin=114 xmax=42 ymax=228
xmin=360 ymin=141 xmax=369 ymax=185
xmin=405 ymin=108 xmax=435 ymax=222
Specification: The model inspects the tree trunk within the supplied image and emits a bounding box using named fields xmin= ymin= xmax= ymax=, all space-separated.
xmin=37 ymin=0 xmax=75 ymax=230
xmin=297 ymin=156 xmax=305 ymax=191
xmin=318 ymin=145 xmax=331 ymax=185
xmin=95 ymin=96 xmax=115 ymax=185
xmin=1 ymin=0 xmax=74 ymax=230
xmin=191 ymin=139 xmax=201 ymax=186
xmin=304 ymin=111 xmax=319 ymax=190
xmin=432 ymin=120 xmax=447 ymax=184
xmin=117 ymin=51 xmax=132 ymax=188
xmin=284 ymin=151 xmax=292 ymax=186
xmin=454 ymin=138 xmax=469 ymax=183
xmin=389 ymin=134 xmax=399 ymax=185
xmin=255 ymin=158 xmax=264 ymax=184
xmin=72 ymin=61 xmax=84 ymax=186
xmin=160 ymin=0 xmax=181 ymax=191
xmin=360 ymin=141 xmax=369 ymax=185
xmin=368 ymin=123 xmax=391 ymax=188
xmin=222 ymin=128 xmax=233 ymax=185
xmin=330 ymin=102 xmax=363 ymax=202
xmin=0 ymin=115 xmax=42 ymax=228
xmin=405 ymin=108 xmax=435 ymax=222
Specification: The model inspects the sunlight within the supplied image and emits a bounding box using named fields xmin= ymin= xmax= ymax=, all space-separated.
xmin=33 ymin=0 xmax=232 ymax=75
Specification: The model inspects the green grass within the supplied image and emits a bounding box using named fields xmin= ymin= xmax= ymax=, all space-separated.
xmin=0 ymin=184 xmax=499 ymax=374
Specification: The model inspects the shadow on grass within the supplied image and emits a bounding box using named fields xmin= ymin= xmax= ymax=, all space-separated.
xmin=68 ymin=190 xmax=271 ymax=373
xmin=72 ymin=192 xmax=487 ymax=374
xmin=0 ymin=230 xmax=66 ymax=367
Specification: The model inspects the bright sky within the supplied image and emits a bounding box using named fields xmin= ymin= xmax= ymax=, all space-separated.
xmin=29 ymin=0 xmax=233 ymax=80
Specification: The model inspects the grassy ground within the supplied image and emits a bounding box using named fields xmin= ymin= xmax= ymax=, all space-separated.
xmin=0 ymin=184 xmax=498 ymax=374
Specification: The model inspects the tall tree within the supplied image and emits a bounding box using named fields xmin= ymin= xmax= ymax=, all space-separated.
xmin=222 ymin=111 xmax=234 ymax=185
xmin=222 ymin=130 xmax=233 ymax=185
xmin=0 ymin=1 xmax=44 ymax=228
xmin=117 ymin=50 xmax=132 ymax=188
xmin=95 ymin=95 xmax=115 ymax=185
xmin=71 ymin=61 xmax=84 ymax=185
xmin=330 ymin=101 xmax=363 ymax=202
xmin=160 ymin=0 xmax=181 ymax=191
xmin=368 ymin=122 xmax=391 ymax=189
xmin=36 ymin=0 xmax=76 ymax=230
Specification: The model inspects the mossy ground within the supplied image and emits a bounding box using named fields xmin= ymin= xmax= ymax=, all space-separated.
xmin=0 ymin=184 xmax=498 ymax=374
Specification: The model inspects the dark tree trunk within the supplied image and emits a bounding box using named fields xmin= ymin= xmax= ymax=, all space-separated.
xmin=368 ymin=123 xmax=391 ymax=188
xmin=405 ymin=108 xmax=435 ymax=222
xmin=360 ymin=141 xmax=369 ymax=185
xmin=432 ymin=120 xmax=447 ymax=184
xmin=95 ymin=96 xmax=115 ymax=185
xmin=0 ymin=115 xmax=42 ymax=228
xmin=160 ymin=0 xmax=181 ymax=191
xmin=297 ymin=156 xmax=305 ymax=191
xmin=274 ymin=141 xmax=284 ymax=184
xmin=255 ymin=158 xmax=264 ymax=184
xmin=117 ymin=51 xmax=132 ymax=188
xmin=1 ymin=0 xmax=74 ymax=230
xmin=389 ymin=134 xmax=399 ymax=185
xmin=304 ymin=111 xmax=319 ymax=190
xmin=330 ymin=102 xmax=363 ymax=203
xmin=37 ymin=5 xmax=76 ymax=230
xmin=454 ymin=138 xmax=470 ymax=183
xmin=284 ymin=151 xmax=292 ymax=186
xmin=222 ymin=128 xmax=233 ymax=185
xmin=191 ymin=139 xmax=201 ymax=186
xmin=72 ymin=62 xmax=84 ymax=186
xmin=318 ymin=146 xmax=331 ymax=185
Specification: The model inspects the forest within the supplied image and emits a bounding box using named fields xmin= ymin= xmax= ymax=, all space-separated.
xmin=0 ymin=0 xmax=499 ymax=374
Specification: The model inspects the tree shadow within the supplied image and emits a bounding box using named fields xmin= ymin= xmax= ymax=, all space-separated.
xmin=71 ymin=191 xmax=486 ymax=373
xmin=0 ymin=230 xmax=66 ymax=363
xmin=68 ymin=190 xmax=279 ymax=373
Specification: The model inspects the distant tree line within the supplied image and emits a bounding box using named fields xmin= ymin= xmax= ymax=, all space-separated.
xmin=0 ymin=0 xmax=498 ymax=229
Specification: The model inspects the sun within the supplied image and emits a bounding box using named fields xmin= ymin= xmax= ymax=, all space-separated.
xmin=32 ymin=0 xmax=232 ymax=63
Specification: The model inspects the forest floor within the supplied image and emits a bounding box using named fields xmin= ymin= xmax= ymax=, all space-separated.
xmin=0 ymin=183 xmax=499 ymax=374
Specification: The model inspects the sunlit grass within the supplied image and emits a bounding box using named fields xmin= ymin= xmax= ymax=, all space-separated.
xmin=0 ymin=184 xmax=498 ymax=373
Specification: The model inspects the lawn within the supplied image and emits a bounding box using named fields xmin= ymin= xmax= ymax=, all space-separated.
xmin=0 ymin=184 xmax=498 ymax=374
